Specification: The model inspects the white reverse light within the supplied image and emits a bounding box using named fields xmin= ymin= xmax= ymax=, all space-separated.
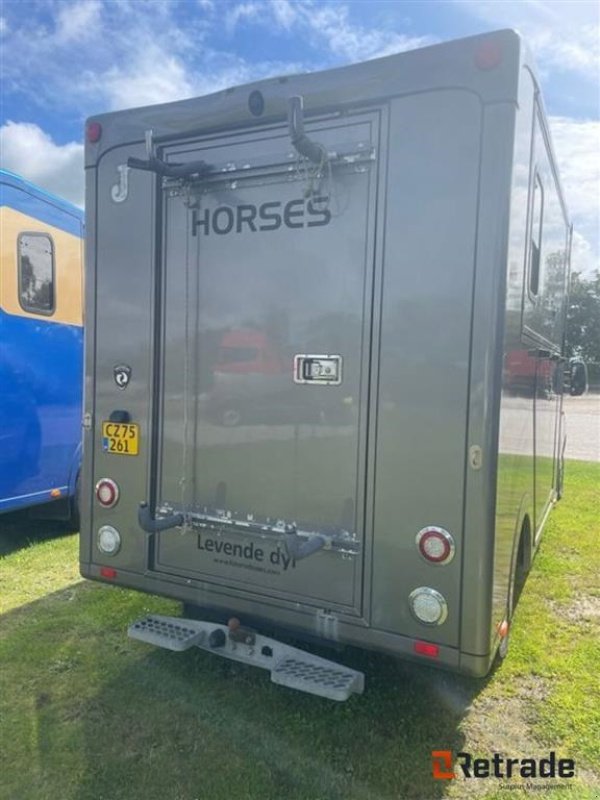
xmin=409 ymin=587 xmax=448 ymax=625
xmin=97 ymin=525 xmax=121 ymax=555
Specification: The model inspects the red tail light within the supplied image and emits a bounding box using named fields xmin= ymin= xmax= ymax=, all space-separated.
xmin=95 ymin=478 xmax=119 ymax=508
xmin=416 ymin=527 xmax=455 ymax=565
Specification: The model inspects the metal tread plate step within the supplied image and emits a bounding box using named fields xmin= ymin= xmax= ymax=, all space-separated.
xmin=271 ymin=656 xmax=363 ymax=701
xmin=129 ymin=616 xmax=205 ymax=651
xmin=128 ymin=614 xmax=364 ymax=701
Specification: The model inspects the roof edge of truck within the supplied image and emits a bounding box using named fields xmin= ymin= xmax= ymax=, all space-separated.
xmin=85 ymin=28 xmax=525 ymax=166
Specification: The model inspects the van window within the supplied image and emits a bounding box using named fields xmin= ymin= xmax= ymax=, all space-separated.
xmin=18 ymin=233 xmax=55 ymax=314
xmin=529 ymin=172 xmax=543 ymax=297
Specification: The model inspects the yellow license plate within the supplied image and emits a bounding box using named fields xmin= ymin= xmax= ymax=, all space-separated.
xmin=102 ymin=422 xmax=139 ymax=456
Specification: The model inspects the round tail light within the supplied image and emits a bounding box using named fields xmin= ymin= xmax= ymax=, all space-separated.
xmin=416 ymin=526 xmax=455 ymax=565
xmin=95 ymin=478 xmax=119 ymax=508
xmin=409 ymin=587 xmax=448 ymax=626
xmin=97 ymin=525 xmax=121 ymax=555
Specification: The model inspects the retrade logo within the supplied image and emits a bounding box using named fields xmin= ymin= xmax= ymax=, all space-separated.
xmin=431 ymin=751 xmax=455 ymax=780
xmin=432 ymin=751 xmax=576 ymax=780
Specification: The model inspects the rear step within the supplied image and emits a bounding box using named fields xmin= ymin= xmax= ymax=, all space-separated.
xmin=129 ymin=614 xmax=364 ymax=701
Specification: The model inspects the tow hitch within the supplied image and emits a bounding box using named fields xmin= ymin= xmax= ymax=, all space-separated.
xmin=128 ymin=614 xmax=364 ymax=701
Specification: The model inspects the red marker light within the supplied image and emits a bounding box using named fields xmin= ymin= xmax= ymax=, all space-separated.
xmin=474 ymin=40 xmax=503 ymax=71
xmin=100 ymin=566 xmax=117 ymax=579
xmin=87 ymin=121 xmax=102 ymax=143
xmin=414 ymin=641 xmax=440 ymax=658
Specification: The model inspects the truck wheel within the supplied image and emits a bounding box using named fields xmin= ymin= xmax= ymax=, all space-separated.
xmin=497 ymin=627 xmax=510 ymax=661
xmin=496 ymin=524 xmax=528 ymax=663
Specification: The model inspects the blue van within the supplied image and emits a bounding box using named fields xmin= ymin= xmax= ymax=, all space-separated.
xmin=0 ymin=169 xmax=84 ymax=521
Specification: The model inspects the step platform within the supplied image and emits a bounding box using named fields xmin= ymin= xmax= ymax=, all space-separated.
xmin=128 ymin=614 xmax=364 ymax=701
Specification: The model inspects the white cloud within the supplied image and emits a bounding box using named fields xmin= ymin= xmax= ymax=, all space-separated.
xmin=270 ymin=0 xmax=297 ymax=31
xmin=55 ymin=0 xmax=102 ymax=43
xmin=549 ymin=116 xmax=600 ymax=276
xmin=94 ymin=46 xmax=307 ymax=111
xmin=530 ymin=23 xmax=600 ymax=78
xmin=101 ymin=45 xmax=196 ymax=110
xmin=550 ymin=117 xmax=600 ymax=221
xmin=0 ymin=122 xmax=84 ymax=207
xmin=225 ymin=2 xmax=262 ymax=32
xmin=570 ymin=230 xmax=596 ymax=277
xmin=225 ymin=0 xmax=436 ymax=61
xmin=0 ymin=1 xmax=434 ymax=119
xmin=0 ymin=16 xmax=8 ymax=35
xmin=295 ymin=3 xmax=436 ymax=61
xmin=456 ymin=0 xmax=600 ymax=81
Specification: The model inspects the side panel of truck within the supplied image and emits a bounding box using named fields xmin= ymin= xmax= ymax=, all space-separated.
xmin=459 ymin=96 xmax=518 ymax=666
xmin=492 ymin=61 xmax=570 ymax=655
xmin=371 ymin=89 xmax=481 ymax=648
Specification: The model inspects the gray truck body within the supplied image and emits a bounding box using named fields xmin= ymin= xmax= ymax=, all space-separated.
xmin=81 ymin=29 xmax=571 ymax=679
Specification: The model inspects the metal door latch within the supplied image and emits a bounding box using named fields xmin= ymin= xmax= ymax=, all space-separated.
xmin=293 ymin=354 xmax=342 ymax=385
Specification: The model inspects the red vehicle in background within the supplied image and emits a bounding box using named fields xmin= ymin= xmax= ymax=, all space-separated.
xmin=504 ymin=349 xmax=587 ymax=397
xmin=206 ymin=329 xmax=350 ymax=426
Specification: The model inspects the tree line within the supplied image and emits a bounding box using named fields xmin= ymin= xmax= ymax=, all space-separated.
xmin=566 ymin=270 xmax=600 ymax=364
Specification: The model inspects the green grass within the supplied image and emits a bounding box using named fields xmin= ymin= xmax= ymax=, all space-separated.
xmin=1 ymin=461 xmax=599 ymax=800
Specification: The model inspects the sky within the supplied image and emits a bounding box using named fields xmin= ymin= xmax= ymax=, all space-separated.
xmin=1 ymin=0 xmax=598 ymax=275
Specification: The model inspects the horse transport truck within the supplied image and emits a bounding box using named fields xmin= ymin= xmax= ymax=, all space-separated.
xmin=81 ymin=30 xmax=572 ymax=700
xmin=0 ymin=170 xmax=84 ymax=521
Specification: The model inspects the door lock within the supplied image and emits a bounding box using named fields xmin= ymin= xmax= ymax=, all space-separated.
xmin=293 ymin=354 xmax=342 ymax=385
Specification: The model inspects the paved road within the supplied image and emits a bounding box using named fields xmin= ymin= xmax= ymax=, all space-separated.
xmin=564 ymin=393 xmax=600 ymax=462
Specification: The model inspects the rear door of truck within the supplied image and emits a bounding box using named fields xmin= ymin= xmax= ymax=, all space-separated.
xmin=151 ymin=111 xmax=380 ymax=617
